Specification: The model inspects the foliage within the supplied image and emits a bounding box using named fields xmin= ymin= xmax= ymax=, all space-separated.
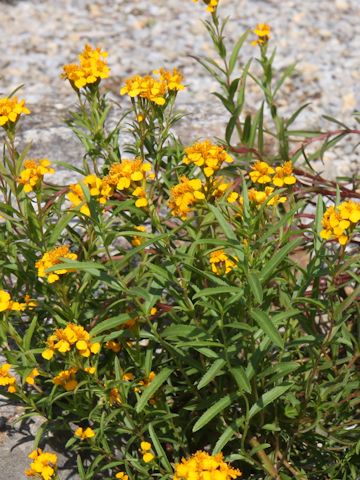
xmin=0 ymin=2 xmax=359 ymax=480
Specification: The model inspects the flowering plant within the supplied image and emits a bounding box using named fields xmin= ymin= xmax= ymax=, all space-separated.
xmin=0 ymin=4 xmax=359 ymax=480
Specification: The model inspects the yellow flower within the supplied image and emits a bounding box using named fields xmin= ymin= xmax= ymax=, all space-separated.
xmin=0 ymin=290 xmax=29 ymax=312
xmin=249 ymin=161 xmax=274 ymax=184
xmin=140 ymin=441 xmax=155 ymax=463
xmin=174 ymin=451 xmax=241 ymax=480
xmin=109 ymin=387 xmax=122 ymax=406
xmin=0 ymin=290 xmax=11 ymax=311
xmin=103 ymin=159 xmax=151 ymax=208
xmin=62 ymin=44 xmax=110 ymax=90
xmin=42 ymin=323 xmax=100 ymax=360
xmin=53 ymin=368 xmax=78 ymax=391
xmin=0 ymin=363 xmax=17 ymax=393
xmin=0 ymin=96 xmax=30 ymax=127
xmin=193 ymin=0 xmax=219 ymax=13
xmin=67 ymin=174 xmax=112 ymax=216
xmin=35 ymin=245 xmax=77 ymax=283
xmin=75 ymin=426 xmax=96 ymax=440
xmin=105 ymin=340 xmax=121 ymax=352
xmin=131 ymin=226 xmax=146 ymax=247
xmin=25 ymin=449 xmax=57 ymax=480
xmin=338 ymin=200 xmax=360 ymax=224
xmin=115 ymin=472 xmax=129 ymax=480
xmin=25 ymin=368 xmax=40 ymax=386
xmin=122 ymin=372 xmax=135 ymax=382
xmin=209 ymin=250 xmax=237 ymax=275
xmin=18 ymin=159 xmax=54 ymax=193
xmin=168 ymin=176 xmax=205 ymax=219
xmin=183 ymin=140 xmax=233 ymax=178
xmin=120 ymin=68 xmax=184 ymax=105
xmin=251 ymin=23 xmax=271 ymax=46
xmin=246 ymin=187 xmax=286 ymax=206
xmin=272 ymin=161 xmax=296 ymax=187
xmin=320 ymin=201 xmax=360 ymax=245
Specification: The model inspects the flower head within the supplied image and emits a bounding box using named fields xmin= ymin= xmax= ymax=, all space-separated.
xmin=183 ymin=140 xmax=233 ymax=178
xmin=115 ymin=472 xmax=129 ymax=480
xmin=252 ymin=23 xmax=271 ymax=46
xmin=62 ymin=44 xmax=110 ymax=90
xmin=0 ymin=363 xmax=17 ymax=393
xmin=25 ymin=368 xmax=40 ymax=386
xmin=42 ymin=323 xmax=100 ymax=360
xmin=53 ymin=368 xmax=78 ymax=391
xmin=109 ymin=387 xmax=122 ymax=406
xmin=18 ymin=159 xmax=54 ymax=193
xmin=193 ymin=0 xmax=219 ymax=13
xmin=272 ymin=161 xmax=296 ymax=187
xmin=75 ymin=426 xmax=96 ymax=440
xmin=0 ymin=290 xmax=31 ymax=312
xmin=140 ymin=441 xmax=155 ymax=463
xmin=0 ymin=96 xmax=30 ymax=128
xmin=168 ymin=176 xmax=205 ymax=219
xmin=320 ymin=201 xmax=360 ymax=245
xmin=249 ymin=161 xmax=275 ymax=184
xmin=25 ymin=449 xmax=57 ymax=480
xmin=35 ymin=245 xmax=77 ymax=283
xmin=67 ymin=174 xmax=112 ymax=216
xmin=209 ymin=250 xmax=237 ymax=275
xmin=120 ymin=68 xmax=184 ymax=105
xmin=174 ymin=450 xmax=241 ymax=480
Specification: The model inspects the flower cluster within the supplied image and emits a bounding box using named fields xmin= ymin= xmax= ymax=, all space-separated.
xmin=62 ymin=44 xmax=110 ymax=90
xmin=168 ymin=176 xmax=205 ymax=219
xmin=193 ymin=0 xmax=219 ymax=13
xmin=251 ymin=23 xmax=271 ymax=46
xmin=18 ymin=159 xmax=54 ymax=193
xmin=25 ymin=368 xmax=40 ymax=386
xmin=120 ymin=68 xmax=184 ymax=105
xmin=320 ymin=201 xmax=360 ymax=245
xmin=209 ymin=250 xmax=237 ymax=275
xmin=173 ymin=451 xmax=241 ymax=480
xmin=140 ymin=441 xmax=155 ymax=463
xmin=115 ymin=472 xmax=129 ymax=480
xmin=0 ymin=96 xmax=30 ymax=127
xmin=103 ymin=158 xmax=153 ymax=208
xmin=0 ymin=363 xmax=16 ymax=393
xmin=35 ymin=245 xmax=77 ymax=283
xmin=25 ymin=449 xmax=58 ymax=480
xmin=75 ymin=426 xmax=96 ymax=440
xmin=0 ymin=290 xmax=35 ymax=312
xmin=227 ymin=160 xmax=296 ymax=208
xmin=183 ymin=140 xmax=233 ymax=177
xmin=53 ymin=367 xmax=79 ymax=391
xmin=42 ymin=323 xmax=100 ymax=360
xmin=67 ymin=174 xmax=112 ymax=216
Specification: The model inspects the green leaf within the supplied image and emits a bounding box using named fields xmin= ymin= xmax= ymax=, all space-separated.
xmin=136 ymin=368 xmax=173 ymax=413
xmin=193 ymin=286 xmax=242 ymax=299
xmin=250 ymin=309 xmax=284 ymax=349
xmin=90 ymin=314 xmax=133 ymax=336
xmin=246 ymin=271 xmax=263 ymax=304
xmin=228 ymin=30 xmax=250 ymax=75
xmin=192 ymin=394 xmax=237 ymax=432
xmin=23 ymin=315 xmax=38 ymax=350
xmin=230 ymin=367 xmax=251 ymax=393
xmin=248 ymin=383 xmax=293 ymax=419
xmin=259 ymin=238 xmax=303 ymax=282
xmin=208 ymin=204 xmax=237 ymax=241
xmin=197 ymin=359 xmax=227 ymax=390
xmin=148 ymin=424 xmax=172 ymax=473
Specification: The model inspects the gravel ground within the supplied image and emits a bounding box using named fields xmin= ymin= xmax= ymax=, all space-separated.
xmin=0 ymin=0 xmax=359 ymax=478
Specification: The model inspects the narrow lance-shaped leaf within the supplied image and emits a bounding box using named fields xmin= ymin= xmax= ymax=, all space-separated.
xmin=251 ymin=309 xmax=284 ymax=349
xmin=136 ymin=368 xmax=173 ymax=413
xmin=248 ymin=383 xmax=293 ymax=419
xmin=192 ymin=394 xmax=237 ymax=432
